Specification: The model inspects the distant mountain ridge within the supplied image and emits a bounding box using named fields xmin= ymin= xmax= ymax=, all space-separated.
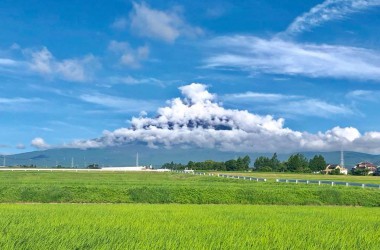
xmin=3 ymin=144 xmax=380 ymax=168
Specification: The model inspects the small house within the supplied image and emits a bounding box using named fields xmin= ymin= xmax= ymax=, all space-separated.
xmin=322 ymin=164 xmax=348 ymax=175
xmin=354 ymin=162 xmax=378 ymax=175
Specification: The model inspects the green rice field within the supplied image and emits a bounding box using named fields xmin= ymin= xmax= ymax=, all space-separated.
xmin=1 ymin=171 xmax=379 ymax=249
xmin=0 ymin=171 xmax=379 ymax=206
xmin=0 ymin=204 xmax=379 ymax=249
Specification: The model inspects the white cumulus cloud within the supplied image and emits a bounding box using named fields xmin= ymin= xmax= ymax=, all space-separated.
xmin=66 ymin=83 xmax=380 ymax=154
xmin=31 ymin=137 xmax=50 ymax=149
xmin=108 ymin=40 xmax=149 ymax=68
xmin=26 ymin=47 xmax=99 ymax=82
xmin=129 ymin=2 xmax=203 ymax=43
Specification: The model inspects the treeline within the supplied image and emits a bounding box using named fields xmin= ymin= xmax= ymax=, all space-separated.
xmin=162 ymin=153 xmax=328 ymax=173
xmin=162 ymin=156 xmax=251 ymax=171
xmin=254 ymin=153 xmax=326 ymax=172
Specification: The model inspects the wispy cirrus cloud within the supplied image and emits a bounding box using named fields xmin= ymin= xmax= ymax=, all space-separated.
xmin=0 ymin=57 xmax=26 ymax=75
xmin=0 ymin=97 xmax=42 ymax=104
xmin=277 ymin=99 xmax=353 ymax=117
xmin=223 ymin=92 xmax=300 ymax=102
xmin=128 ymin=2 xmax=203 ymax=43
xmin=16 ymin=143 xmax=26 ymax=150
xmin=111 ymin=17 xmax=128 ymax=30
xmin=0 ymin=97 xmax=45 ymax=112
xmin=79 ymin=93 xmax=160 ymax=112
xmin=223 ymin=91 xmax=353 ymax=118
xmin=284 ymin=0 xmax=380 ymax=36
xmin=107 ymin=75 xmax=165 ymax=87
xmin=0 ymin=58 xmax=19 ymax=66
xmin=346 ymin=89 xmax=380 ymax=101
xmin=205 ymin=35 xmax=380 ymax=81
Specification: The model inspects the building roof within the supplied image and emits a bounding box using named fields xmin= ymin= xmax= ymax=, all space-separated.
xmin=356 ymin=162 xmax=377 ymax=168
xmin=326 ymin=164 xmax=340 ymax=169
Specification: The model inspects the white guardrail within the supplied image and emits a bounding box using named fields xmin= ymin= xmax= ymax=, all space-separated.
xmin=173 ymin=170 xmax=267 ymax=182
xmin=173 ymin=170 xmax=380 ymax=189
xmin=275 ymin=178 xmax=380 ymax=189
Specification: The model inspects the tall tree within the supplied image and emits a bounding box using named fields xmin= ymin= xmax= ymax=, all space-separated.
xmin=309 ymin=155 xmax=326 ymax=172
xmin=270 ymin=153 xmax=280 ymax=171
xmin=254 ymin=156 xmax=272 ymax=171
xmin=242 ymin=155 xmax=251 ymax=167
xmin=225 ymin=159 xmax=237 ymax=171
xmin=187 ymin=161 xmax=195 ymax=169
xmin=286 ymin=153 xmax=309 ymax=172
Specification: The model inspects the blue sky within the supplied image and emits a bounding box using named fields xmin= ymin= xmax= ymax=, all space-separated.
xmin=1 ymin=0 xmax=380 ymax=154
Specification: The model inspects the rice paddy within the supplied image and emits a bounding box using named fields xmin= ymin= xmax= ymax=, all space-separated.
xmin=0 ymin=204 xmax=379 ymax=250
xmin=0 ymin=171 xmax=379 ymax=249
xmin=0 ymin=171 xmax=379 ymax=206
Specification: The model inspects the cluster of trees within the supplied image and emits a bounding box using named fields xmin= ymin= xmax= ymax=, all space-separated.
xmin=254 ymin=153 xmax=327 ymax=173
xmin=162 ymin=153 xmax=329 ymax=173
xmin=17 ymin=164 xmax=37 ymax=168
xmin=162 ymin=156 xmax=251 ymax=171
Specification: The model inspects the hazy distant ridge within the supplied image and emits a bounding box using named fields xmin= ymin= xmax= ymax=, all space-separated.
xmin=3 ymin=144 xmax=380 ymax=168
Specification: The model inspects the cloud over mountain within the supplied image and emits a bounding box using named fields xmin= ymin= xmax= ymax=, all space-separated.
xmin=62 ymin=83 xmax=380 ymax=153
xmin=31 ymin=137 xmax=50 ymax=149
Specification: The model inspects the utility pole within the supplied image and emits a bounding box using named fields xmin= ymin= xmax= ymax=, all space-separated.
xmin=2 ymin=155 xmax=5 ymax=167
xmin=136 ymin=153 xmax=139 ymax=167
xmin=340 ymin=148 xmax=344 ymax=168
xmin=71 ymin=157 xmax=74 ymax=168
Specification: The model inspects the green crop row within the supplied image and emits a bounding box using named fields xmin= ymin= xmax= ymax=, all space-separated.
xmin=0 ymin=204 xmax=379 ymax=249
xmin=0 ymin=171 xmax=379 ymax=206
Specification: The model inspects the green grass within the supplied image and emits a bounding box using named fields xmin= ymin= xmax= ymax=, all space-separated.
xmin=0 ymin=171 xmax=379 ymax=206
xmin=0 ymin=204 xmax=379 ymax=249
xmin=214 ymin=171 xmax=380 ymax=184
xmin=0 ymin=172 xmax=379 ymax=249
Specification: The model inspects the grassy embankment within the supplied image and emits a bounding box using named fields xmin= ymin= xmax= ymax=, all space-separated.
xmin=0 ymin=171 xmax=379 ymax=206
xmin=213 ymin=171 xmax=380 ymax=184
xmin=0 ymin=204 xmax=379 ymax=249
